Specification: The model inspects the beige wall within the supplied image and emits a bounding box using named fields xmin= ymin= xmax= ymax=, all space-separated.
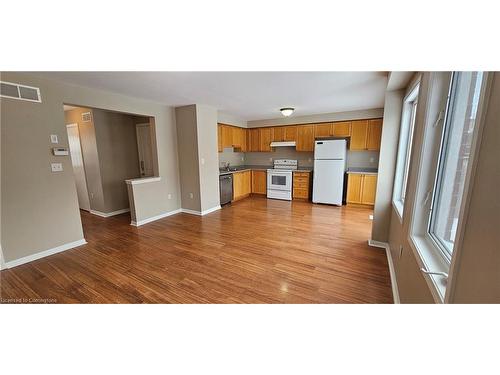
xmin=371 ymin=89 xmax=404 ymax=242
xmin=92 ymin=108 xmax=143 ymax=212
xmin=0 ymin=72 xmax=180 ymax=263
xmin=175 ymin=105 xmax=202 ymax=212
xmin=196 ymin=105 xmax=220 ymax=212
xmin=175 ymin=104 xmax=220 ymax=213
xmin=247 ymin=108 xmax=384 ymax=127
xmin=447 ymin=73 xmax=500 ymax=303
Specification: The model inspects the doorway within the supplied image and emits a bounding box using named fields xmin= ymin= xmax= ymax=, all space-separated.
xmin=136 ymin=123 xmax=154 ymax=177
xmin=66 ymin=123 xmax=91 ymax=211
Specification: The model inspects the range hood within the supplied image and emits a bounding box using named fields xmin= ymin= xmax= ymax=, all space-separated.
xmin=270 ymin=141 xmax=296 ymax=147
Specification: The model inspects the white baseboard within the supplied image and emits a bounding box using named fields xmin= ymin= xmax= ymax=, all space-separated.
xmin=131 ymin=208 xmax=182 ymax=226
xmin=4 ymin=239 xmax=87 ymax=269
xmin=131 ymin=205 xmax=222 ymax=226
xmin=368 ymin=239 xmax=400 ymax=304
xmin=90 ymin=208 xmax=130 ymax=218
xmin=181 ymin=205 xmax=221 ymax=216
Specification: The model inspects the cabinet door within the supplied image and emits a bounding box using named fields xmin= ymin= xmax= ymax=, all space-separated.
xmin=259 ymin=128 xmax=273 ymax=152
xmin=240 ymin=128 xmax=248 ymax=152
xmin=361 ymin=175 xmax=377 ymax=205
xmin=252 ymin=170 xmax=267 ymax=194
xmin=284 ymin=126 xmax=297 ymax=141
xmin=366 ymin=119 xmax=382 ymax=150
xmin=350 ymin=120 xmax=368 ymax=150
xmin=296 ymin=125 xmax=315 ymax=152
xmin=221 ymin=125 xmax=233 ymax=149
xmin=218 ymin=125 xmax=223 ymax=152
xmin=346 ymin=174 xmax=363 ymax=203
xmin=333 ymin=121 xmax=351 ymax=137
xmin=232 ymin=172 xmax=244 ymax=200
xmin=272 ymin=127 xmax=285 ymax=142
xmin=243 ymin=171 xmax=252 ymax=195
xmin=248 ymin=128 xmax=260 ymax=152
xmin=314 ymin=123 xmax=333 ymax=138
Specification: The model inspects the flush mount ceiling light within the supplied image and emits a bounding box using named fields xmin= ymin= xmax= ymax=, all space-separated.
xmin=280 ymin=107 xmax=295 ymax=117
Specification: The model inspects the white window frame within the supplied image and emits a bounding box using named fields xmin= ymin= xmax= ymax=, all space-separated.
xmin=405 ymin=72 xmax=491 ymax=303
xmin=392 ymin=79 xmax=420 ymax=221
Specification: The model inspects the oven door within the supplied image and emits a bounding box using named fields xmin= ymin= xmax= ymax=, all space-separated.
xmin=267 ymin=170 xmax=292 ymax=191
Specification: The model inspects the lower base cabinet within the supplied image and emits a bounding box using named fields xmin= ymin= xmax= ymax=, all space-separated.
xmin=251 ymin=170 xmax=267 ymax=194
xmin=293 ymin=171 xmax=312 ymax=200
xmin=232 ymin=170 xmax=251 ymax=201
xmin=346 ymin=174 xmax=377 ymax=206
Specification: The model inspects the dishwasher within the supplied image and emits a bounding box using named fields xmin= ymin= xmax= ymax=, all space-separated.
xmin=219 ymin=174 xmax=233 ymax=205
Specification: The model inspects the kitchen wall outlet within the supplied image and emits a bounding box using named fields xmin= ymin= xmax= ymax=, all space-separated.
xmin=201 ymin=158 xmax=205 ymax=165
xmin=308 ymin=158 xmax=312 ymax=163
xmin=90 ymin=192 xmax=94 ymax=199
xmin=189 ymin=192 xmax=194 ymax=199
xmin=50 ymin=134 xmax=58 ymax=144
xmin=51 ymin=163 xmax=63 ymax=172
xmin=168 ymin=194 xmax=172 ymax=200
xmin=241 ymin=156 xmax=244 ymax=162
xmin=269 ymin=157 xmax=273 ymax=162
xmin=370 ymin=157 xmax=375 ymax=163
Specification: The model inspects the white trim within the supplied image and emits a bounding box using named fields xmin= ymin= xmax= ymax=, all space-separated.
xmin=90 ymin=208 xmax=130 ymax=217
xmin=125 ymin=177 xmax=161 ymax=185
xmin=4 ymin=239 xmax=87 ymax=269
xmin=368 ymin=240 xmax=400 ymax=304
xmin=131 ymin=209 xmax=182 ymax=226
xmin=0 ymin=80 xmax=42 ymax=103
xmin=181 ymin=205 xmax=221 ymax=216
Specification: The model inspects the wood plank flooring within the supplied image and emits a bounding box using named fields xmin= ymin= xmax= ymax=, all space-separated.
xmin=0 ymin=196 xmax=393 ymax=303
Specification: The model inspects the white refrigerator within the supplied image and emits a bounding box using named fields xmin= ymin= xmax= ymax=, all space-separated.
xmin=312 ymin=139 xmax=347 ymax=205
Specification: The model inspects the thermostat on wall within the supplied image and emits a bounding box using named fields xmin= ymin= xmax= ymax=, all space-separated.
xmin=52 ymin=147 xmax=69 ymax=156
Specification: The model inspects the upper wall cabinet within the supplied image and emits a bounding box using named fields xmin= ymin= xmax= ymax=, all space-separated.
xmin=296 ymin=125 xmax=315 ymax=152
xmin=272 ymin=126 xmax=285 ymax=142
xmin=273 ymin=126 xmax=298 ymax=142
xmin=218 ymin=124 xmax=247 ymax=152
xmin=248 ymin=128 xmax=260 ymax=152
xmin=350 ymin=119 xmax=382 ymax=151
xmin=333 ymin=121 xmax=352 ymax=137
xmin=314 ymin=123 xmax=333 ymax=138
xmin=259 ymin=127 xmax=273 ymax=152
xmin=366 ymin=119 xmax=382 ymax=150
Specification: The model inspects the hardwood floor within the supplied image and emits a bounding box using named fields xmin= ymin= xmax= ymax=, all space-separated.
xmin=0 ymin=196 xmax=393 ymax=303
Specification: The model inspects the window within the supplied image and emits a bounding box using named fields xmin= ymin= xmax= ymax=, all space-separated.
xmin=393 ymin=81 xmax=420 ymax=218
xmin=428 ymin=72 xmax=484 ymax=259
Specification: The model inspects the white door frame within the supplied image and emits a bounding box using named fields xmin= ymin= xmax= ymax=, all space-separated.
xmin=66 ymin=123 xmax=91 ymax=211
xmin=136 ymin=123 xmax=154 ymax=177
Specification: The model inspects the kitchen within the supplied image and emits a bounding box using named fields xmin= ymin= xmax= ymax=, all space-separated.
xmin=218 ymin=118 xmax=382 ymax=207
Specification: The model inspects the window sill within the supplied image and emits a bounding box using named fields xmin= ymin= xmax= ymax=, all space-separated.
xmin=408 ymin=234 xmax=450 ymax=303
xmin=392 ymin=200 xmax=404 ymax=224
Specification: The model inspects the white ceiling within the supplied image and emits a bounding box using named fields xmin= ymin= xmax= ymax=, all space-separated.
xmin=38 ymin=72 xmax=388 ymax=121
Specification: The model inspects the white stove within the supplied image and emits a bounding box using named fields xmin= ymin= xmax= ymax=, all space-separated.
xmin=267 ymin=159 xmax=297 ymax=201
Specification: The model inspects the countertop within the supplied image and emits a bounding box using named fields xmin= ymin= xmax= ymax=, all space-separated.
xmin=219 ymin=165 xmax=313 ymax=176
xmin=346 ymin=167 xmax=378 ymax=175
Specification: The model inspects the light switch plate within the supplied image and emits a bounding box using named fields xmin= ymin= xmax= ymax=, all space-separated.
xmin=51 ymin=163 xmax=63 ymax=172
xmin=50 ymin=134 xmax=58 ymax=144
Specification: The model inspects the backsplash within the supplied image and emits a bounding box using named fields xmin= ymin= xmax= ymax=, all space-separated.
xmin=218 ymin=147 xmax=245 ymax=167
xmin=218 ymin=147 xmax=379 ymax=169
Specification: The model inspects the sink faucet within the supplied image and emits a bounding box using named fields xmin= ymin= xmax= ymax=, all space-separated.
xmin=223 ymin=162 xmax=230 ymax=171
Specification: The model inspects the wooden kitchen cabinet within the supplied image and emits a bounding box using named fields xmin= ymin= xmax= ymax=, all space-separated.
xmin=349 ymin=119 xmax=382 ymax=151
xmin=233 ymin=170 xmax=251 ymax=201
xmin=332 ymin=121 xmax=351 ymax=137
xmin=350 ymin=120 xmax=369 ymax=150
xmin=259 ymin=127 xmax=273 ymax=152
xmin=247 ymin=128 xmax=260 ymax=152
xmin=219 ymin=124 xmax=233 ymax=149
xmin=251 ymin=170 xmax=267 ymax=194
xmin=346 ymin=173 xmax=377 ymax=206
xmin=366 ymin=119 xmax=382 ymax=150
xmin=218 ymin=125 xmax=223 ymax=152
xmin=293 ymin=171 xmax=311 ymax=200
xmin=314 ymin=123 xmax=333 ymax=138
xmin=296 ymin=125 xmax=315 ymax=152
xmin=272 ymin=127 xmax=285 ymax=142
xmin=232 ymin=127 xmax=247 ymax=151
xmin=284 ymin=126 xmax=297 ymax=141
